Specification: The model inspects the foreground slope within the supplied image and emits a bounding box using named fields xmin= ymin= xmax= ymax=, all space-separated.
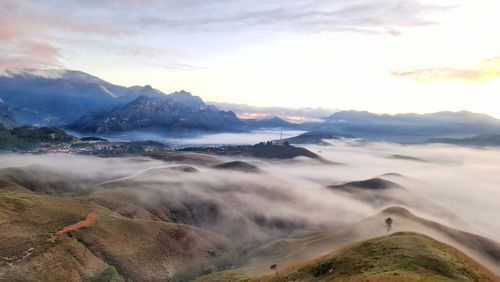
xmin=255 ymin=232 xmax=498 ymax=282
xmin=1 ymin=156 xmax=500 ymax=281
xmin=198 ymin=206 xmax=500 ymax=280
xmin=0 ymin=190 xmax=234 ymax=282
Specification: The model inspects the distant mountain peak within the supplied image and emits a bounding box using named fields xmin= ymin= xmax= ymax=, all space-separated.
xmin=172 ymin=90 xmax=191 ymax=96
xmin=265 ymin=116 xmax=287 ymax=122
xmin=3 ymin=69 xmax=106 ymax=84
xmin=69 ymin=92 xmax=242 ymax=133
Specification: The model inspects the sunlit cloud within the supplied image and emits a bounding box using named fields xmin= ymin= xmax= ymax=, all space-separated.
xmin=0 ymin=40 xmax=60 ymax=71
xmin=393 ymin=56 xmax=500 ymax=82
xmin=0 ymin=0 xmax=122 ymax=72
xmin=214 ymin=102 xmax=334 ymax=122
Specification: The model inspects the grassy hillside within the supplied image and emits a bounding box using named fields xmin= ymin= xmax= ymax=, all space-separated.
xmin=180 ymin=143 xmax=326 ymax=161
xmin=253 ymin=232 xmax=498 ymax=282
xmin=196 ymin=205 xmax=500 ymax=281
xmin=2 ymin=161 xmax=499 ymax=282
xmin=0 ymin=124 xmax=75 ymax=150
xmin=0 ymin=188 xmax=234 ymax=281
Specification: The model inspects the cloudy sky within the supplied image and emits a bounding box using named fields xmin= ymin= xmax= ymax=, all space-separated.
xmin=2 ymin=0 xmax=500 ymax=117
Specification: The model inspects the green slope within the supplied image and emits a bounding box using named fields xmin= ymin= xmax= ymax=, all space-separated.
xmin=255 ymin=232 xmax=498 ymax=282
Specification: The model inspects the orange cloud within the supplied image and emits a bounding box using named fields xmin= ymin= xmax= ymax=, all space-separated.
xmin=0 ymin=40 xmax=60 ymax=71
xmin=393 ymin=56 xmax=500 ymax=82
xmin=237 ymin=112 xmax=270 ymax=120
xmin=0 ymin=0 xmax=123 ymax=72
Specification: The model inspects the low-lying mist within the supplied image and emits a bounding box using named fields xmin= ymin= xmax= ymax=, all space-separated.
xmin=77 ymin=129 xmax=305 ymax=148
xmin=2 ymin=140 xmax=500 ymax=272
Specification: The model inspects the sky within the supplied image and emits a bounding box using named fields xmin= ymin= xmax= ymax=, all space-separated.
xmin=2 ymin=0 xmax=500 ymax=117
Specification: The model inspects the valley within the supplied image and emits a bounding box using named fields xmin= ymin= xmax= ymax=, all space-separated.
xmin=1 ymin=141 xmax=500 ymax=281
xmin=3 ymin=1 xmax=500 ymax=281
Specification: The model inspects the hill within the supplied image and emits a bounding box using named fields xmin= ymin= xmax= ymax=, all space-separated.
xmin=0 ymin=190 xmax=233 ymax=281
xmin=326 ymin=176 xmax=461 ymax=225
xmin=255 ymin=232 xmax=498 ymax=282
xmin=389 ymin=154 xmax=428 ymax=162
xmin=181 ymin=143 xmax=327 ymax=161
xmin=198 ymin=205 xmax=500 ymax=280
xmin=213 ymin=161 xmax=262 ymax=173
xmin=0 ymin=125 xmax=75 ymax=150
xmin=1 ymin=158 xmax=500 ymax=281
xmin=327 ymin=178 xmax=404 ymax=191
xmin=284 ymin=130 xmax=354 ymax=145
xmin=69 ymin=94 xmax=243 ymax=133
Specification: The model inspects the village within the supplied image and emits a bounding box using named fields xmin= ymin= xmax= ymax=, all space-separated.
xmin=31 ymin=138 xmax=169 ymax=155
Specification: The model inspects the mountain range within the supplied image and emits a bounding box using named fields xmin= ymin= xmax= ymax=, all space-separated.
xmin=0 ymin=99 xmax=17 ymax=128
xmin=429 ymin=134 xmax=500 ymax=147
xmin=2 ymin=69 xmax=500 ymax=141
xmin=313 ymin=110 xmax=500 ymax=141
xmin=68 ymin=92 xmax=243 ymax=133
xmin=0 ymin=70 xmax=169 ymax=126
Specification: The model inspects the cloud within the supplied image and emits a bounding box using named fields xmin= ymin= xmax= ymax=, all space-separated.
xmin=129 ymin=0 xmax=450 ymax=34
xmin=393 ymin=56 xmax=500 ymax=82
xmin=211 ymin=102 xmax=335 ymax=122
xmin=0 ymin=0 xmax=122 ymax=72
xmin=152 ymin=62 xmax=204 ymax=72
xmin=0 ymin=40 xmax=60 ymax=71
xmin=0 ymin=0 xmax=454 ymax=72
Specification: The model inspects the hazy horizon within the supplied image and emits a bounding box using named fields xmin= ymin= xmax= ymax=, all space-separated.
xmin=3 ymin=2 xmax=500 ymax=281
xmin=2 ymin=1 xmax=500 ymax=118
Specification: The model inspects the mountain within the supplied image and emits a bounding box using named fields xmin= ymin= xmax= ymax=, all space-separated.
xmin=69 ymin=94 xmax=243 ymax=133
xmin=0 ymin=70 xmax=166 ymax=126
xmin=316 ymin=110 xmax=500 ymax=141
xmin=429 ymin=134 xmax=500 ymax=147
xmin=4 ymin=69 xmax=500 ymax=141
xmin=324 ymin=110 xmax=500 ymax=126
xmin=241 ymin=116 xmax=298 ymax=129
xmin=0 ymin=99 xmax=17 ymax=128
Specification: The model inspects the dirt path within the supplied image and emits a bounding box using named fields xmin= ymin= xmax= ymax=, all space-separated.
xmin=57 ymin=212 xmax=97 ymax=235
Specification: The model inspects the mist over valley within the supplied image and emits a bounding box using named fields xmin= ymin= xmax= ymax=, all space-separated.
xmin=2 ymin=1 xmax=500 ymax=280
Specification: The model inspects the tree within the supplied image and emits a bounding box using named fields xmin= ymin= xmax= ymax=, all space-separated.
xmin=385 ymin=217 xmax=393 ymax=232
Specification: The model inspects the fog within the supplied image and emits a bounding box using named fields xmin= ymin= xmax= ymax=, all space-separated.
xmin=77 ymin=129 xmax=304 ymax=148
xmin=163 ymin=129 xmax=304 ymax=147
xmin=2 ymin=140 xmax=500 ymax=273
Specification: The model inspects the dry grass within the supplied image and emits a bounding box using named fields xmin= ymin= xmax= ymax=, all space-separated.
xmin=254 ymin=232 xmax=499 ymax=282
